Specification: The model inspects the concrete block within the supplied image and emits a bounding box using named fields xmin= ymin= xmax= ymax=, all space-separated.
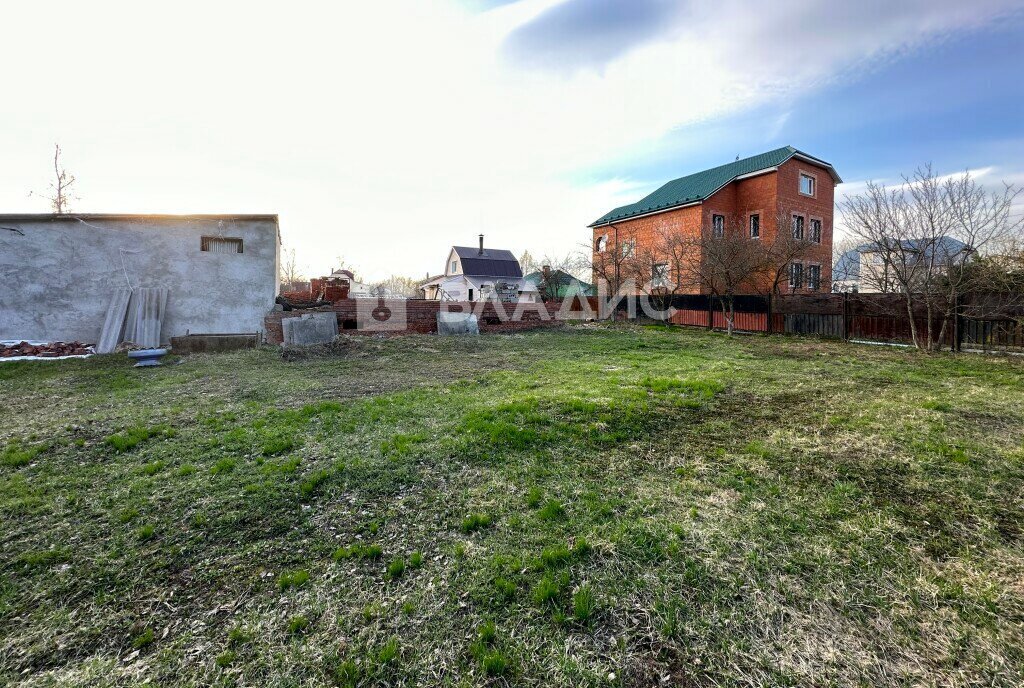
xmin=437 ymin=311 xmax=479 ymax=335
xmin=170 ymin=333 xmax=259 ymax=354
xmin=282 ymin=312 xmax=338 ymax=346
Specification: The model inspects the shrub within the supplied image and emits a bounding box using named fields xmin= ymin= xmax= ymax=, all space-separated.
xmin=377 ymin=637 xmax=399 ymax=664
xmin=532 ymin=574 xmax=561 ymax=606
xmin=278 ymin=569 xmax=310 ymax=591
xmin=227 ymin=627 xmax=251 ymax=646
xmin=299 ymin=469 xmax=330 ymax=501
xmin=333 ymin=659 xmax=361 ymax=687
xmin=573 ymin=584 xmax=596 ymax=623
xmin=211 ymin=458 xmax=236 ymax=475
xmin=386 ymin=557 xmax=406 ymax=580
xmin=537 ymin=500 xmax=565 ymax=521
xmin=105 ymin=425 xmax=171 ymax=453
xmin=478 ymin=620 xmax=497 ymax=645
xmin=142 ymin=460 xmax=166 ymax=476
xmin=132 ymin=627 xmax=155 ymax=649
xmin=461 ymin=513 xmax=492 ymax=533
xmin=334 ymin=543 xmax=383 ymax=561
xmin=494 ymin=577 xmax=517 ymax=600
xmin=2 ymin=441 xmax=45 ymax=467
xmin=287 ymin=615 xmax=310 ymax=635
xmin=481 ymin=651 xmax=509 ymax=676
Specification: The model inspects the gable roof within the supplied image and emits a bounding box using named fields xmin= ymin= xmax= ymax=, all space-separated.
xmin=451 ymin=246 xmax=523 ymax=278
xmin=590 ymin=146 xmax=842 ymax=227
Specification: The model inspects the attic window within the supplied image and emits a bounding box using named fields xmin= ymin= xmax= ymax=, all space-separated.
xmin=201 ymin=236 xmax=243 ymax=254
xmin=799 ymin=173 xmax=816 ymax=196
xmin=450 ymin=260 xmax=458 ymax=273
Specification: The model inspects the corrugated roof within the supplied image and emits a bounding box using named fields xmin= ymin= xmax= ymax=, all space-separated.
xmin=451 ymin=246 xmax=523 ymax=278
xmin=590 ymin=146 xmax=841 ymax=227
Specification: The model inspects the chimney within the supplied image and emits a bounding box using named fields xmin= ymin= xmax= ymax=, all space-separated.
xmin=478 ymin=234 xmax=484 ymax=255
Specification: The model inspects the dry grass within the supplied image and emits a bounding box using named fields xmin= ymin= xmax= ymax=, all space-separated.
xmin=1 ymin=325 xmax=1023 ymax=686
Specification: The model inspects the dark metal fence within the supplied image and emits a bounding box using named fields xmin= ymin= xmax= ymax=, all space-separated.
xmin=613 ymin=292 xmax=1024 ymax=352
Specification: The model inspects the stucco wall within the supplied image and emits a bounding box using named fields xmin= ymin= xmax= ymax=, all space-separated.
xmin=0 ymin=215 xmax=279 ymax=344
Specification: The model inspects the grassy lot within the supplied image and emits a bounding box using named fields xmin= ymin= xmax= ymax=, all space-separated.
xmin=2 ymin=325 xmax=1023 ymax=687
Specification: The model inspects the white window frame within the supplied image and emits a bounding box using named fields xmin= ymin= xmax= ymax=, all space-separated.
xmin=622 ymin=238 xmax=636 ymax=258
xmin=595 ymin=235 xmax=608 ymax=252
xmin=799 ymin=172 xmax=817 ymax=197
xmin=450 ymin=260 xmax=458 ymax=273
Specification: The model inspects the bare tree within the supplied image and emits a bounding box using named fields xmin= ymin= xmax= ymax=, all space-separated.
xmin=841 ymin=165 xmax=1024 ymax=350
xmin=533 ymin=252 xmax=589 ymax=301
xmin=518 ymin=250 xmax=539 ymax=276
xmin=369 ymin=275 xmax=421 ymax=298
xmin=759 ymin=211 xmax=818 ymax=295
xmin=588 ymin=224 xmax=636 ymax=304
xmin=678 ymin=215 xmax=767 ymax=335
xmin=279 ymin=247 xmax=307 ymax=290
xmin=31 ymin=144 xmax=77 ymax=214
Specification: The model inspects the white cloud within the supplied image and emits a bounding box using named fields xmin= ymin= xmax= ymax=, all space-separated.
xmin=0 ymin=0 xmax=1018 ymax=280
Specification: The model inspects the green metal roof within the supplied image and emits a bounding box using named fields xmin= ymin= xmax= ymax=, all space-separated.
xmin=589 ymin=146 xmax=841 ymax=227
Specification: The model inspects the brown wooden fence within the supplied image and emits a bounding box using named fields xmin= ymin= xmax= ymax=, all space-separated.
xmin=617 ymin=293 xmax=1024 ymax=352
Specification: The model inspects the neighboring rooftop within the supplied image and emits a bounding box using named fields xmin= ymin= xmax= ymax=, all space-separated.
xmin=451 ymin=245 xmax=523 ymax=278
xmin=590 ymin=146 xmax=842 ymax=227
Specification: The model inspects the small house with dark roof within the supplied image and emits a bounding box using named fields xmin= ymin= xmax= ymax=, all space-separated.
xmin=590 ymin=146 xmax=841 ymax=294
xmin=420 ymin=235 xmax=538 ymax=302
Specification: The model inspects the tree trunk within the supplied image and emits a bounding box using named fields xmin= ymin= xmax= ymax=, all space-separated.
xmin=905 ymin=294 xmax=921 ymax=349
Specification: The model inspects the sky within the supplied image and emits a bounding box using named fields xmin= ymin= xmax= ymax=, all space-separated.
xmin=2 ymin=0 xmax=1023 ymax=282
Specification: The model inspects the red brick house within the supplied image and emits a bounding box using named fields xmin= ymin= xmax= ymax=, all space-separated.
xmin=589 ymin=146 xmax=841 ymax=294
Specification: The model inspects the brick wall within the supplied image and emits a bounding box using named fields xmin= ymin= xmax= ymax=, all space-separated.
xmin=590 ymin=156 xmax=836 ymax=294
xmin=264 ymin=299 xmax=583 ymax=344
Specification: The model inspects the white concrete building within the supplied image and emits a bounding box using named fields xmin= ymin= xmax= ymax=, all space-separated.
xmin=0 ymin=214 xmax=280 ymax=344
xmin=420 ymin=236 xmax=537 ymax=303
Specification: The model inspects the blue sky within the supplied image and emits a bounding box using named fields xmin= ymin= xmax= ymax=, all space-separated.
xmin=1 ymin=0 xmax=1022 ymax=279
xmin=585 ymin=16 xmax=1024 ymax=190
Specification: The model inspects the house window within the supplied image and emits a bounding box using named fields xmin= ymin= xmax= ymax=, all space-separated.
xmin=712 ymin=214 xmax=725 ymax=238
xmin=789 ymin=262 xmax=803 ymax=289
xmin=200 ymin=236 xmax=243 ymax=253
xmin=622 ymin=238 xmax=636 ymax=258
xmin=450 ymin=260 xmax=458 ymax=273
xmin=652 ymin=263 xmax=669 ymax=288
xmin=807 ymin=264 xmax=821 ymax=291
xmin=800 ymin=173 xmax=815 ymax=196
xmin=749 ymin=214 xmax=760 ymax=239
xmin=791 ymin=215 xmax=805 ymax=240
xmin=596 ymin=235 xmax=607 ymax=252
xmin=810 ymin=218 xmax=822 ymax=243
xmin=468 ymin=288 xmax=474 ymax=301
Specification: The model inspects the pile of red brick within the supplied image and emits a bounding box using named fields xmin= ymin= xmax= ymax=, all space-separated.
xmin=0 ymin=341 xmax=92 ymax=358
